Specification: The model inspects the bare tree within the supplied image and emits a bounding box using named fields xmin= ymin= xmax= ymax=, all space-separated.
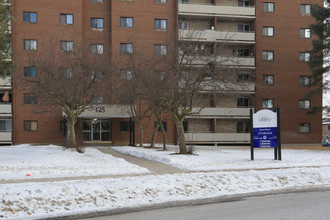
xmin=16 ymin=41 xmax=112 ymax=152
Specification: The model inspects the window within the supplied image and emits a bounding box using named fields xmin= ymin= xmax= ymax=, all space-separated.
xmin=263 ymin=51 xmax=274 ymax=61
xmin=238 ymin=0 xmax=250 ymax=7
xmin=91 ymin=96 xmax=104 ymax=104
xmin=155 ymin=0 xmax=166 ymax=2
xmin=300 ymin=28 xmax=311 ymax=38
xmin=300 ymin=76 xmax=311 ymax=86
xmin=24 ymin=67 xmax=37 ymax=77
xmin=183 ymin=121 xmax=188 ymax=133
xmin=60 ymin=41 xmax=73 ymax=52
xmin=91 ymin=0 xmax=104 ymax=2
xmin=154 ymin=71 xmax=166 ymax=81
xmin=60 ymin=121 xmax=67 ymax=132
xmin=237 ymin=122 xmax=250 ymax=133
xmin=237 ymin=98 xmax=249 ymax=107
xmin=24 ymin=121 xmax=38 ymax=132
xmin=23 ymin=94 xmax=37 ymax=104
xmin=263 ymin=2 xmax=274 ymax=12
xmin=91 ymin=70 xmax=103 ymax=81
xmin=238 ymin=24 xmax=250 ymax=32
xmin=59 ymin=68 xmax=73 ymax=78
xmin=91 ymin=18 xmax=104 ymax=29
xmin=155 ymin=45 xmax=167 ymax=55
xmin=300 ymin=4 xmax=311 ymax=15
xmin=120 ymin=121 xmax=130 ymax=131
xmin=262 ymin=99 xmax=273 ymax=108
xmin=0 ymin=120 xmax=11 ymax=132
xmin=328 ymin=125 xmax=330 ymax=130
xmin=120 ymin=17 xmax=133 ymax=28
xmin=91 ymin=44 xmax=104 ymax=55
xmin=120 ymin=69 xmax=132 ymax=80
xmin=154 ymin=122 xmax=167 ymax=132
xmin=179 ymin=0 xmax=188 ymax=3
xmin=299 ymin=100 xmax=310 ymax=109
xmin=263 ymin=27 xmax=274 ymax=36
xmin=120 ymin=43 xmax=133 ymax=54
xmin=238 ymin=49 xmax=250 ymax=57
xmin=60 ymin=14 xmax=73 ymax=25
xmin=24 ymin=40 xmax=37 ymax=50
xmin=300 ymin=52 xmax=310 ymax=62
xmin=299 ymin=123 xmax=310 ymax=133
xmin=23 ymin=12 xmax=37 ymax=23
xmin=237 ymin=74 xmax=250 ymax=83
xmin=155 ymin=19 xmax=167 ymax=30
xmin=263 ymin=75 xmax=274 ymax=85
xmin=178 ymin=21 xmax=188 ymax=30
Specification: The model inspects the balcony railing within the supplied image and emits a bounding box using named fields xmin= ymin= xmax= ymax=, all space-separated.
xmin=0 ymin=77 xmax=11 ymax=88
xmin=179 ymin=3 xmax=255 ymax=19
xmin=179 ymin=29 xmax=255 ymax=44
xmin=181 ymin=55 xmax=255 ymax=68
xmin=200 ymin=82 xmax=255 ymax=93
xmin=187 ymin=107 xmax=252 ymax=119
xmin=185 ymin=132 xmax=250 ymax=144
xmin=0 ymin=104 xmax=11 ymax=116
xmin=0 ymin=132 xmax=12 ymax=143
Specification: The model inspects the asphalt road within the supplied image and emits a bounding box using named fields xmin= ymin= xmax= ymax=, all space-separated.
xmin=81 ymin=190 xmax=330 ymax=220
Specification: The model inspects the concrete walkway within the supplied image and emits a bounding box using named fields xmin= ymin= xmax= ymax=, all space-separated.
xmin=95 ymin=146 xmax=185 ymax=174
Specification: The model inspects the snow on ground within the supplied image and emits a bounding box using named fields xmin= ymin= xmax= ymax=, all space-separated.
xmin=0 ymin=145 xmax=149 ymax=180
xmin=113 ymin=146 xmax=330 ymax=171
xmin=2 ymin=167 xmax=330 ymax=219
xmin=1 ymin=145 xmax=330 ymax=219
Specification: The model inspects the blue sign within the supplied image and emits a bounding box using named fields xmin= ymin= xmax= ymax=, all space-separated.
xmin=253 ymin=110 xmax=278 ymax=148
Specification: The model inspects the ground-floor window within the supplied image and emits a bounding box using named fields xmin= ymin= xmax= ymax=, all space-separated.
xmin=83 ymin=119 xmax=111 ymax=141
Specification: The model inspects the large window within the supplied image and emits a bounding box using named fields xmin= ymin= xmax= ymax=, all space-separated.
xmin=299 ymin=123 xmax=310 ymax=133
xmin=263 ymin=51 xmax=274 ymax=61
xmin=300 ymin=4 xmax=311 ymax=15
xmin=120 ymin=17 xmax=133 ymax=28
xmin=91 ymin=18 xmax=104 ymax=29
xmin=83 ymin=119 xmax=111 ymax=141
xmin=238 ymin=24 xmax=250 ymax=32
xmin=0 ymin=120 xmax=12 ymax=132
xmin=299 ymin=100 xmax=310 ymax=109
xmin=263 ymin=2 xmax=274 ymax=12
xmin=24 ymin=67 xmax=37 ymax=77
xmin=262 ymin=99 xmax=273 ymax=109
xmin=237 ymin=98 xmax=249 ymax=107
xmin=60 ymin=14 xmax=73 ymax=25
xmin=237 ymin=122 xmax=250 ymax=133
xmin=237 ymin=74 xmax=250 ymax=83
xmin=155 ymin=19 xmax=167 ymax=30
xmin=24 ymin=121 xmax=38 ymax=132
xmin=91 ymin=44 xmax=104 ymax=55
xmin=237 ymin=49 xmax=250 ymax=57
xmin=155 ymin=45 xmax=167 ymax=55
xmin=238 ymin=0 xmax=250 ymax=7
xmin=24 ymin=40 xmax=37 ymax=50
xmin=120 ymin=69 xmax=132 ymax=80
xmin=23 ymin=94 xmax=37 ymax=104
xmin=178 ymin=21 xmax=189 ymax=30
xmin=59 ymin=68 xmax=73 ymax=78
xmin=300 ymin=28 xmax=311 ymax=38
xmin=299 ymin=76 xmax=311 ymax=86
xmin=263 ymin=27 xmax=274 ymax=36
xmin=300 ymin=52 xmax=310 ymax=62
xmin=263 ymin=75 xmax=274 ymax=85
xmin=120 ymin=43 xmax=133 ymax=54
xmin=23 ymin=12 xmax=37 ymax=23
xmin=60 ymin=41 xmax=73 ymax=52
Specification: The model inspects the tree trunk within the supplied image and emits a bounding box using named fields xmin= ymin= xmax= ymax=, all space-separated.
xmin=174 ymin=118 xmax=187 ymax=154
xmin=66 ymin=116 xmax=77 ymax=149
xmin=137 ymin=121 xmax=144 ymax=147
xmin=151 ymin=123 xmax=159 ymax=148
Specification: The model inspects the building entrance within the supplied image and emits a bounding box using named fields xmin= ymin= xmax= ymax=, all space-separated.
xmin=83 ymin=119 xmax=111 ymax=141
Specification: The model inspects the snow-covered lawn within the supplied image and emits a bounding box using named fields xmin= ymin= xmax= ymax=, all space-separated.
xmin=112 ymin=146 xmax=330 ymax=171
xmin=1 ymin=145 xmax=330 ymax=219
xmin=0 ymin=145 xmax=149 ymax=180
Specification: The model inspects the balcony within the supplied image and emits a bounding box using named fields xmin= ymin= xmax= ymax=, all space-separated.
xmin=0 ymin=77 xmax=11 ymax=88
xmin=181 ymin=55 xmax=255 ymax=68
xmin=200 ymin=82 xmax=255 ymax=94
xmin=185 ymin=132 xmax=250 ymax=144
xmin=179 ymin=29 xmax=255 ymax=45
xmin=0 ymin=132 xmax=11 ymax=143
xmin=179 ymin=3 xmax=255 ymax=20
xmin=187 ymin=107 xmax=251 ymax=119
xmin=0 ymin=104 xmax=11 ymax=116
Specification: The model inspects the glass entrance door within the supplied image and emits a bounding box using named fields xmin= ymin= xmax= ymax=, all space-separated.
xmin=83 ymin=119 xmax=111 ymax=141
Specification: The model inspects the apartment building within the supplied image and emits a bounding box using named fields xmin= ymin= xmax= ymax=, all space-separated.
xmin=10 ymin=0 xmax=322 ymax=146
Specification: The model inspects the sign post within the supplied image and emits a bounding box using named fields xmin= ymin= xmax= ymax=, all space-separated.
xmin=251 ymin=108 xmax=281 ymax=160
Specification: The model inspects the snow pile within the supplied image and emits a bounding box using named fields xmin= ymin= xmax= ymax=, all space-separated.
xmin=1 ymin=167 xmax=330 ymax=219
xmin=0 ymin=145 xmax=149 ymax=180
xmin=113 ymin=146 xmax=330 ymax=171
